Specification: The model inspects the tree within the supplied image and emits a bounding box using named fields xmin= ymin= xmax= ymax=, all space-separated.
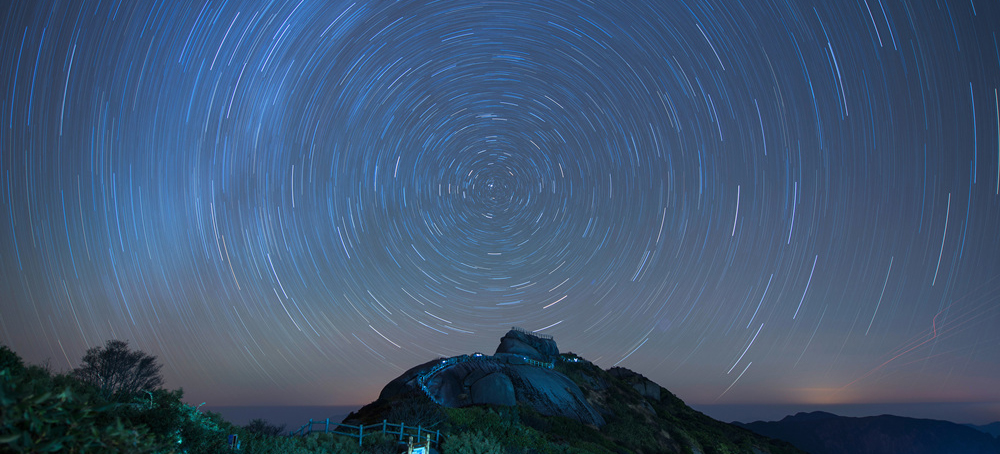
xmin=0 ymin=344 xmax=25 ymax=375
xmin=1 ymin=344 xmax=161 ymax=453
xmin=73 ymin=339 xmax=163 ymax=401
xmin=243 ymin=418 xmax=287 ymax=437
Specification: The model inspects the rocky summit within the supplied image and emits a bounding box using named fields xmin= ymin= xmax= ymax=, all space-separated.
xmin=379 ymin=328 xmax=604 ymax=426
xmin=348 ymin=328 xmax=804 ymax=453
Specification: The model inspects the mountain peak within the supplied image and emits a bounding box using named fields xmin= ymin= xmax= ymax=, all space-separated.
xmin=781 ymin=411 xmax=840 ymax=422
xmin=349 ymin=329 xmax=805 ymax=453
xmin=494 ymin=326 xmax=560 ymax=363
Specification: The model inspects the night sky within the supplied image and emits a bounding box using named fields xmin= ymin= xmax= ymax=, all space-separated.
xmin=2 ymin=0 xmax=999 ymax=424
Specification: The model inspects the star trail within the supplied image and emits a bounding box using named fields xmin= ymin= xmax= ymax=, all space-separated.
xmin=2 ymin=0 xmax=999 ymax=423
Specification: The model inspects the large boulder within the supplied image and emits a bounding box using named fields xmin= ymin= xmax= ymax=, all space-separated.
xmin=470 ymin=372 xmax=516 ymax=406
xmin=378 ymin=330 xmax=606 ymax=427
xmin=412 ymin=357 xmax=604 ymax=426
xmin=503 ymin=364 xmax=605 ymax=426
xmin=608 ymin=367 xmax=662 ymax=401
xmin=378 ymin=358 xmax=440 ymax=401
xmin=494 ymin=328 xmax=559 ymax=363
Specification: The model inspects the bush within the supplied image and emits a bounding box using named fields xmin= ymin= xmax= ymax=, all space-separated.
xmin=442 ymin=430 xmax=504 ymax=454
xmin=0 ymin=345 xmax=25 ymax=374
xmin=361 ymin=432 xmax=400 ymax=454
xmin=385 ymin=396 xmax=445 ymax=429
xmin=0 ymin=343 xmax=254 ymax=454
xmin=0 ymin=350 xmax=161 ymax=453
xmin=443 ymin=406 xmax=565 ymax=453
xmin=2 ymin=342 xmax=457 ymax=454
xmin=303 ymin=432 xmax=364 ymax=454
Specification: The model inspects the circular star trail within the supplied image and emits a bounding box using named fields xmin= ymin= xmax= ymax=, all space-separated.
xmin=1 ymin=0 xmax=999 ymax=418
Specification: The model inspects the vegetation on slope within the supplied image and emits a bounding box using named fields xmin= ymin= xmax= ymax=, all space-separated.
xmin=555 ymin=356 xmax=804 ymax=454
xmin=2 ymin=342 xmax=802 ymax=453
xmin=0 ymin=343 xmax=387 ymax=454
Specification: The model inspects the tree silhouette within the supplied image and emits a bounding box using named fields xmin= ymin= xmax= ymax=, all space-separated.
xmin=73 ymin=339 xmax=163 ymax=401
xmin=243 ymin=418 xmax=287 ymax=437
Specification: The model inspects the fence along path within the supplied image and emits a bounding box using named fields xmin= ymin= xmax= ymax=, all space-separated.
xmin=415 ymin=327 xmax=555 ymax=404
xmin=290 ymin=418 xmax=442 ymax=448
xmin=510 ymin=325 xmax=553 ymax=340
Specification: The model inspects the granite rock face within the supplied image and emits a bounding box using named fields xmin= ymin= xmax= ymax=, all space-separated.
xmin=494 ymin=329 xmax=559 ymax=363
xmin=356 ymin=330 xmax=808 ymax=454
xmin=608 ymin=367 xmax=661 ymax=401
xmin=471 ymin=372 xmax=515 ymax=406
xmin=378 ymin=329 xmax=605 ymax=427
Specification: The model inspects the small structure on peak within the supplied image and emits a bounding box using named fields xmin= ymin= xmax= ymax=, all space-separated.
xmin=495 ymin=327 xmax=559 ymax=363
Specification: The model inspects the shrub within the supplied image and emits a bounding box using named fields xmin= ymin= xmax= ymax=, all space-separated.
xmin=0 ymin=351 xmax=161 ymax=453
xmin=361 ymin=432 xmax=400 ymax=454
xmin=442 ymin=431 xmax=504 ymax=454
xmin=303 ymin=432 xmax=364 ymax=454
xmin=0 ymin=343 xmax=253 ymax=454
xmin=444 ymin=406 xmax=569 ymax=453
xmin=0 ymin=345 xmax=25 ymax=374
xmin=385 ymin=396 xmax=446 ymax=429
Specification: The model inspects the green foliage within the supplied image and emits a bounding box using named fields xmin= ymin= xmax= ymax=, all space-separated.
xmin=442 ymin=405 xmax=605 ymax=454
xmin=362 ymin=432 xmax=401 ymax=454
xmin=444 ymin=406 xmax=537 ymax=448
xmin=304 ymin=432 xmax=365 ymax=454
xmin=441 ymin=430 xmax=504 ymax=454
xmin=385 ymin=395 xmax=446 ymax=429
xmin=0 ymin=345 xmax=25 ymax=374
xmin=516 ymin=405 xmax=615 ymax=452
xmin=240 ymin=431 xmax=322 ymax=454
xmin=92 ymin=385 xmax=239 ymax=453
xmin=109 ymin=389 xmax=185 ymax=444
xmin=2 ymin=342 xmax=423 ymax=454
xmin=0 ymin=355 xmax=161 ymax=453
xmin=0 ymin=343 xmax=246 ymax=454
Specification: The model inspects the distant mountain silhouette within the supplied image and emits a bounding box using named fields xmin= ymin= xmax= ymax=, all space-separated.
xmin=736 ymin=411 xmax=1000 ymax=454
xmin=966 ymin=422 xmax=1000 ymax=438
xmin=343 ymin=328 xmax=804 ymax=453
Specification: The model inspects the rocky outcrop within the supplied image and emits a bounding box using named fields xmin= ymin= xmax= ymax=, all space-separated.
xmin=378 ymin=329 xmax=605 ymax=426
xmin=471 ymin=372 xmax=515 ymax=406
xmin=608 ymin=367 xmax=661 ymax=401
xmin=351 ymin=329 xmax=808 ymax=454
xmin=417 ymin=357 xmax=605 ymax=426
xmin=420 ymin=358 xmax=514 ymax=407
xmin=495 ymin=328 xmax=559 ymax=363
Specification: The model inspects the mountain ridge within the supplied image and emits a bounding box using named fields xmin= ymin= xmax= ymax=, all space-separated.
xmin=343 ymin=328 xmax=804 ymax=453
xmin=736 ymin=411 xmax=1000 ymax=454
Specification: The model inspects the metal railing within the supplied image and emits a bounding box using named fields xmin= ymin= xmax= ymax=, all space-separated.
xmin=415 ymin=351 xmax=555 ymax=405
xmin=510 ymin=325 xmax=553 ymax=340
xmin=290 ymin=419 xmax=442 ymax=448
xmin=290 ymin=328 xmax=561 ymax=446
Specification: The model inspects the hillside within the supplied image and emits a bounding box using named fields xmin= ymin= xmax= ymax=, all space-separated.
xmin=343 ymin=328 xmax=804 ymax=453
